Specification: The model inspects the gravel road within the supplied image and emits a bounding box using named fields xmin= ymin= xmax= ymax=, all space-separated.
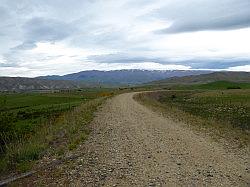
xmin=22 ymin=92 xmax=250 ymax=186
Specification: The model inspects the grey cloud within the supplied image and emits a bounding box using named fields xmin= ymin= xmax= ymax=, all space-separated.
xmin=88 ymin=53 xmax=250 ymax=69
xmin=154 ymin=0 xmax=250 ymax=33
xmin=0 ymin=5 xmax=22 ymax=38
xmin=23 ymin=17 xmax=76 ymax=42
xmin=190 ymin=59 xmax=250 ymax=69
xmin=1 ymin=52 xmax=21 ymax=67
xmin=66 ymin=14 xmax=131 ymax=49
xmin=11 ymin=42 xmax=37 ymax=50
xmin=88 ymin=53 xmax=158 ymax=64
xmin=158 ymin=16 xmax=250 ymax=34
xmin=171 ymin=58 xmax=250 ymax=69
xmin=0 ymin=6 xmax=9 ymax=20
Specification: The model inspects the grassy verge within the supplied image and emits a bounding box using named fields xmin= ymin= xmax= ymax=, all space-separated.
xmin=135 ymin=89 xmax=250 ymax=149
xmin=0 ymin=90 xmax=113 ymax=177
xmin=146 ymin=81 xmax=250 ymax=91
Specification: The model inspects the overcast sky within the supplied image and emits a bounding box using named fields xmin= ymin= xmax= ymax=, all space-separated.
xmin=0 ymin=0 xmax=250 ymax=77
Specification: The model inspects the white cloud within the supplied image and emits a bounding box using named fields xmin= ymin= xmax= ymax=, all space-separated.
xmin=30 ymin=42 xmax=112 ymax=58
xmin=227 ymin=65 xmax=250 ymax=72
xmin=0 ymin=60 xmax=191 ymax=77
xmin=149 ymin=28 xmax=250 ymax=60
xmin=88 ymin=62 xmax=191 ymax=71
xmin=0 ymin=0 xmax=249 ymax=77
xmin=0 ymin=67 xmax=40 ymax=77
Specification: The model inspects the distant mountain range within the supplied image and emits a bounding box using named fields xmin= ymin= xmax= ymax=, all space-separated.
xmin=1 ymin=70 xmax=249 ymax=91
xmin=38 ymin=70 xmax=212 ymax=85
xmin=1 ymin=70 xmax=210 ymax=91
xmin=149 ymin=71 xmax=250 ymax=85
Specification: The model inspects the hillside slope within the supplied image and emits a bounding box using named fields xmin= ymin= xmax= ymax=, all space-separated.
xmin=0 ymin=77 xmax=86 ymax=91
xmin=39 ymin=70 xmax=211 ymax=85
xmin=150 ymin=71 xmax=250 ymax=85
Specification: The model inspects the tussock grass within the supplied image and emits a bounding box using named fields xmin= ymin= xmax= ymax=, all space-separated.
xmin=0 ymin=90 xmax=110 ymax=177
xmin=0 ymin=98 xmax=105 ymax=175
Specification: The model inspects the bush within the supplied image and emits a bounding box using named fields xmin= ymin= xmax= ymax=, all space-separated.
xmin=227 ymin=86 xmax=241 ymax=89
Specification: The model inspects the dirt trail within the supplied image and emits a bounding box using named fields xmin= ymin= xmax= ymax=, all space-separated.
xmin=23 ymin=92 xmax=249 ymax=186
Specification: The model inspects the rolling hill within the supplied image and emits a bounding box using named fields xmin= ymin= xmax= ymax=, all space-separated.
xmin=0 ymin=77 xmax=86 ymax=91
xmin=3 ymin=71 xmax=249 ymax=92
xmin=149 ymin=71 xmax=250 ymax=85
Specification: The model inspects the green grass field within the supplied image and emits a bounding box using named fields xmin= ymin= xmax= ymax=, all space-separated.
xmin=0 ymin=89 xmax=115 ymax=175
xmin=1 ymin=81 xmax=250 ymax=177
xmin=157 ymin=89 xmax=250 ymax=130
xmin=0 ymin=92 xmax=87 ymax=147
xmin=136 ymin=82 xmax=250 ymax=147
xmin=165 ymin=81 xmax=250 ymax=90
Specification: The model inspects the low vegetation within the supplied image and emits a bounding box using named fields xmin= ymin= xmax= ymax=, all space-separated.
xmin=171 ymin=81 xmax=250 ymax=90
xmin=135 ymin=82 xmax=250 ymax=147
xmin=1 ymin=80 xmax=250 ymax=178
xmin=0 ymin=89 xmax=114 ymax=176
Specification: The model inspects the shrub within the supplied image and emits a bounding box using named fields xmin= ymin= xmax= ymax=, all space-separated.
xmin=227 ymin=86 xmax=241 ymax=89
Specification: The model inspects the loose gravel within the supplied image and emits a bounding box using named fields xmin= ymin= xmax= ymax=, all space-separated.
xmin=17 ymin=92 xmax=250 ymax=186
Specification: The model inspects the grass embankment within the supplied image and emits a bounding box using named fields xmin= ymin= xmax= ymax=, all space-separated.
xmin=0 ymin=89 xmax=113 ymax=176
xmin=162 ymin=81 xmax=250 ymax=90
xmin=135 ymin=84 xmax=250 ymax=148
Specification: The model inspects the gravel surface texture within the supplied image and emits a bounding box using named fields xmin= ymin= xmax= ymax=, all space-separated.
xmin=16 ymin=92 xmax=250 ymax=186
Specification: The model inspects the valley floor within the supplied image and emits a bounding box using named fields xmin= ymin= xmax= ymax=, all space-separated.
xmin=14 ymin=92 xmax=249 ymax=186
